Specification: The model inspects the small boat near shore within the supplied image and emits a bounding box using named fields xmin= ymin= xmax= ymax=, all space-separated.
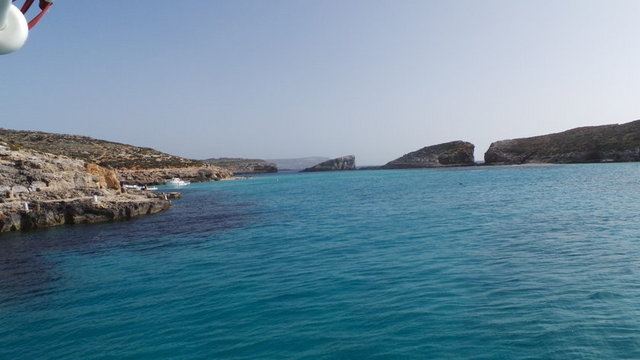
xmin=165 ymin=178 xmax=190 ymax=186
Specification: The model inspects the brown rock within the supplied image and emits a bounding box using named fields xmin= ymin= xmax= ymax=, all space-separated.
xmin=85 ymin=163 xmax=121 ymax=191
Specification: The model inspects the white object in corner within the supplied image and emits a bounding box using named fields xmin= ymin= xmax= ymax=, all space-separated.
xmin=0 ymin=0 xmax=28 ymax=55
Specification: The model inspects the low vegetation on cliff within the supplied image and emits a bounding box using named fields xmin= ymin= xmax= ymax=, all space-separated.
xmin=0 ymin=129 xmax=202 ymax=169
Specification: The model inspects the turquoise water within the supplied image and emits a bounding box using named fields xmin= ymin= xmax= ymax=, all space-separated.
xmin=2 ymin=164 xmax=640 ymax=359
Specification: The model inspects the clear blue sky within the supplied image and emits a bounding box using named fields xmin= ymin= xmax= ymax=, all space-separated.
xmin=3 ymin=0 xmax=640 ymax=165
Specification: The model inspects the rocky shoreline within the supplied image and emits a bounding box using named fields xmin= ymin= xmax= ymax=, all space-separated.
xmin=0 ymin=143 xmax=177 ymax=233
xmin=0 ymin=194 xmax=172 ymax=232
xmin=0 ymin=128 xmax=240 ymax=233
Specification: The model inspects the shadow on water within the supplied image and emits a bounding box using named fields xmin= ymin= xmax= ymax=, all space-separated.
xmin=0 ymin=187 xmax=256 ymax=304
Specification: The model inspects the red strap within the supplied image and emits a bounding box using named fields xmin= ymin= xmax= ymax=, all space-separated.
xmin=27 ymin=1 xmax=51 ymax=29
xmin=20 ymin=0 xmax=34 ymax=14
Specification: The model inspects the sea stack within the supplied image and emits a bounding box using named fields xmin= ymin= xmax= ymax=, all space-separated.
xmin=484 ymin=120 xmax=640 ymax=165
xmin=301 ymin=155 xmax=356 ymax=172
xmin=382 ymin=141 xmax=475 ymax=169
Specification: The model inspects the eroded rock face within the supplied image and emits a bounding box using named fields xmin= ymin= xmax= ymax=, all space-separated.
xmin=301 ymin=155 xmax=356 ymax=172
xmin=203 ymin=158 xmax=278 ymax=174
xmin=484 ymin=120 xmax=640 ymax=165
xmin=117 ymin=165 xmax=233 ymax=185
xmin=85 ymin=163 xmax=121 ymax=191
xmin=0 ymin=144 xmax=105 ymax=197
xmin=383 ymin=141 xmax=475 ymax=169
xmin=0 ymin=143 xmax=171 ymax=233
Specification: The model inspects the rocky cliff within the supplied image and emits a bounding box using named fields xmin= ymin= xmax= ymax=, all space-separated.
xmin=0 ymin=128 xmax=233 ymax=184
xmin=301 ymin=155 xmax=356 ymax=172
xmin=0 ymin=143 xmax=171 ymax=232
xmin=203 ymin=158 xmax=278 ymax=174
xmin=484 ymin=120 xmax=640 ymax=165
xmin=382 ymin=141 xmax=475 ymax=169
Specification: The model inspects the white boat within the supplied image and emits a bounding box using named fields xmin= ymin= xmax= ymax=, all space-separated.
xmin=165 ymin=178 xmax=190 ymax=186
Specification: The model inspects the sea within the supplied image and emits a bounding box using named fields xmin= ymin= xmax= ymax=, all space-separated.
xmin=2 ymin=164 xmax=640 ymax=359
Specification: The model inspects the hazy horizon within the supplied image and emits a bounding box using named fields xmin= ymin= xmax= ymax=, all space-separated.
xmin=4 ymin=1 xmax=640 ymax=165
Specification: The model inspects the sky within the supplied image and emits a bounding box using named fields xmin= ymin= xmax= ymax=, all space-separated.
xmin=3 ymin=0 xmax=640 ymax=165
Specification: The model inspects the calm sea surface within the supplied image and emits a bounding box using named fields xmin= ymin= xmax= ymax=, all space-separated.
xmin=2 ymin=164 xmax=640 ymax=359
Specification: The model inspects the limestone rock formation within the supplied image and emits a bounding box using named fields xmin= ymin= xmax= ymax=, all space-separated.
xmin=383 ymin=141 xmax=475 ymax=169
xmin=0 ymin=194 xmax=171 ymax=232
xmin=301 ymin=155 xmax=356 ymax=172
xmin=484 ymin=120 xmax=640 ymax=165
xmin=203 ymin=158 xmax=278 ymax=174
xmin=85 ymin=163 xmax=121 ymax=191
xmin=0 ymin=143 xmax=171 ymax=232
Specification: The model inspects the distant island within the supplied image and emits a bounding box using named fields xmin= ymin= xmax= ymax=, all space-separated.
xmin=381 ymin=141 xmax=475 ymax=169
xmin=484 ymin=120 xmax=640 ymax=165
xmin=301 ymin=155 xmax=356 ymax=172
